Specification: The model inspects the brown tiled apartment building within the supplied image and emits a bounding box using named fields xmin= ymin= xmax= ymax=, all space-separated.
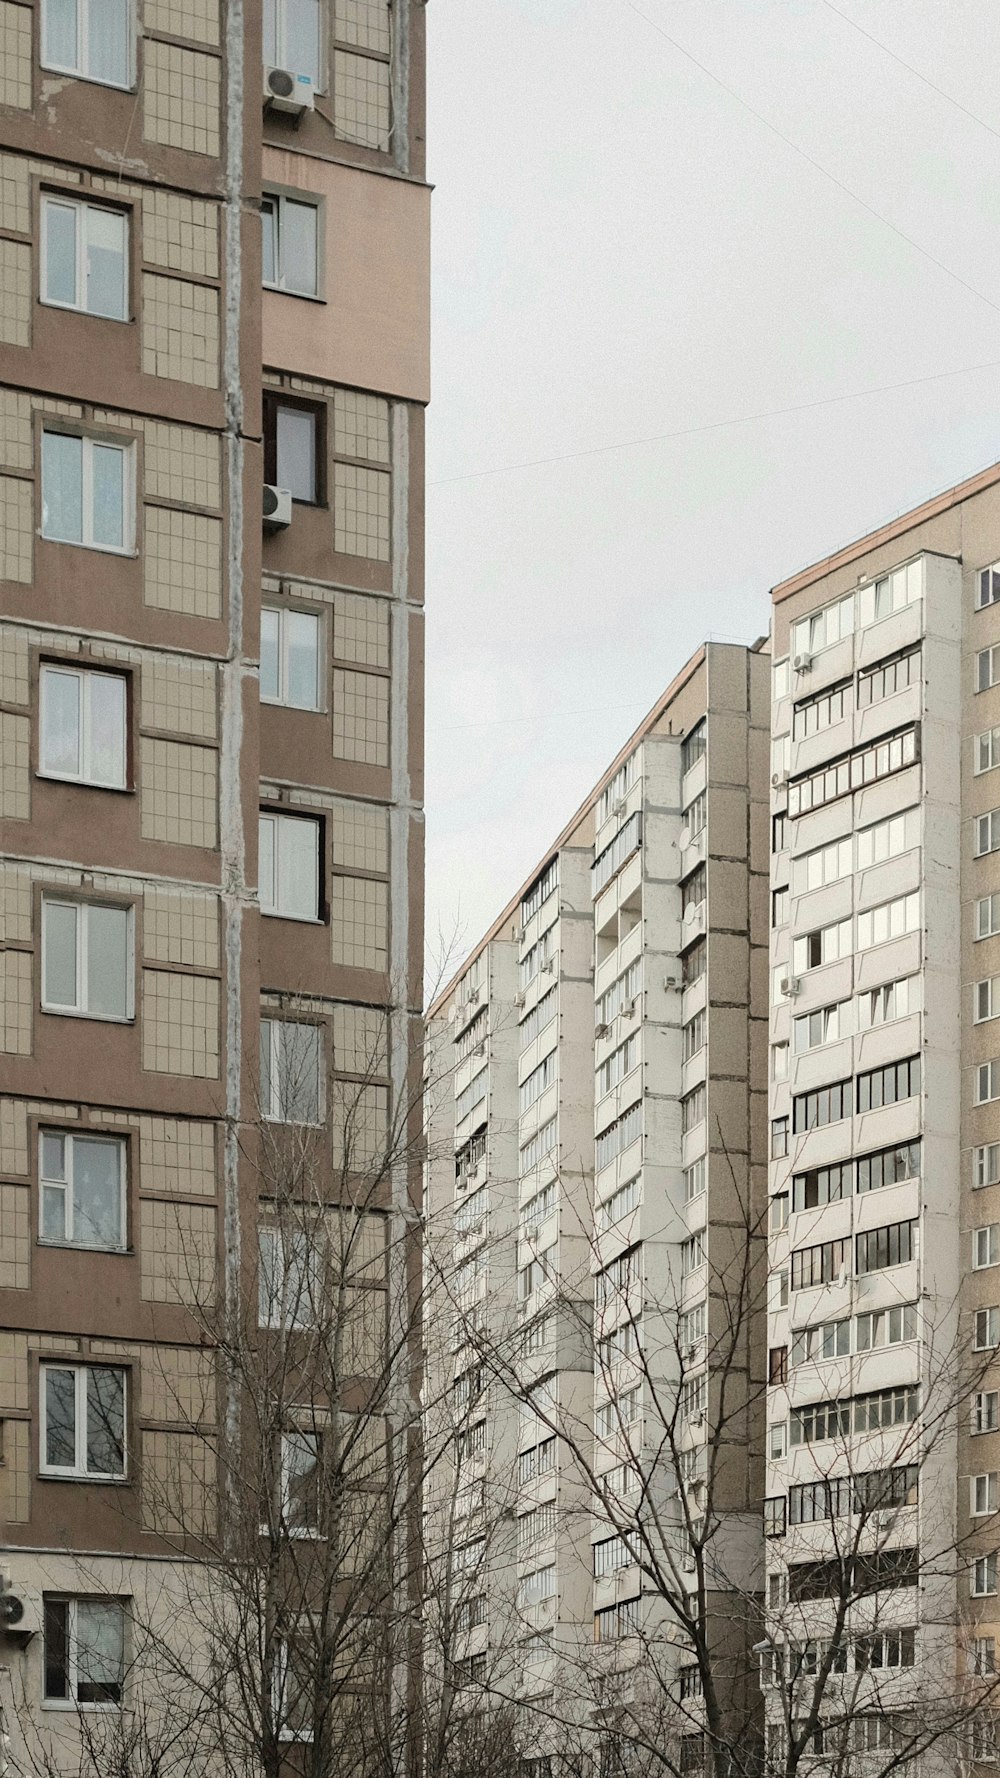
xmin=0 ymin=0 xmax=427 ymax=1766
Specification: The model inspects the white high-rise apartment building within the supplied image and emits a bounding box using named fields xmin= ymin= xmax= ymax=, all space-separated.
xmin=425 ymin=642 xmax=770 ymax=1773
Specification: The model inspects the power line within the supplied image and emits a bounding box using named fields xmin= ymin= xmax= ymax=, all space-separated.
xmin=622 ymin=0 xmax=1000 ymax=321
xmin=820 ymin=0 xmax=1000 ymax=144
xmin=428 ymin=354 xmax=1000 ymax=487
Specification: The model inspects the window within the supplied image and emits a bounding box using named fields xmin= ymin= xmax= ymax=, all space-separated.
xmin=679 ymin=1664 xmax=703 ymax=1700
xmin=977 ymin=812 xmax=1000 ymax=858
xmin=262 ymin=194 xmax=319 ymax=297
xmin=973 ymin=1556 xmax=999 ymax=1598
xmin=857 ymin=1139 xmax=921 ymax=1194
xmin=39 ymin=665 xmax=127 ymax=789
xmin=856 ymin=1055 xmax=920 ymax=1112
xmin=976 ymin=1145 xmax=1000 ymax=1189
xmin=859 ymin=975 xmax=916 ymax=1029
xmin=593 ymin=1599 xmax=639 ymax=1643
xmin=519 ymin=987 xmax=556 ymax=1051
xmin=855 ymin=1220 xmax=916 ymax=1276
xmin=772 ymin=811 xmax=787 ymax=852
xmin=977 ymin=1393 xmax=1000 ymax=1435
xmin=263 ymin=397 xmax=321 ymax=502
xmin=769 ymin=1194 xmax=789 ymax=1232
xmin=681 ymin=1372 xmax=707 ymax=1418
xmin=593 ymin=1535 xmax=632 ymax=1577
xmin=856 ymin=806 xmax=919 ymax=869
xmin=682 ymin=792 xmax=706 ymax=839
xmin=771 ymin=885 xmax=789 ymax=928
xmin=595 ymin=960 xmax=640 ymax=1028
xmin=792 ymin=1078 xmax=852 ymax=1133
xmin=853 ymin=1387 xmax=919 ymax=1433
xmin=455 ymin=1069 xmax=487 ymax=1125
xmin=42 ymin=897 xmax=132 ymax=1021
xmin=789 ymin=1399 xmax=850 ymax=1447
xmin=978 ymin=563 xmax=1000 ymax=610
xmin=42 ymin=197 xmax=127 ymax=319
xmin=592 ymin=812 xmax=642 ymax=895
xmin=681 ymin=1084 xmax=705 ymax=1134
xmin=769 ymin=1421 xmax=787 ymax=1458
xmin=791 ymin=1162 xmax=849 ymax=1212
xmin=280 ymin=1429 xmax=321 ymax=1533
xmin=599 ymin=1177 xmax=640 ymax=1231
xmin=788 ymin=727 xmax=919 ymax=817
xmin=974 ymin=1638 xmax=998 ymax=1679
xmin=857 ymin=644 xmax=921 ymax=708
xmin=768 ymin=1347 xmax=787 ymax=1385
xmin=679 ymin=1301 xmax=706 ymax=1346
xmin=42 ymin=431 xmax=133 ymax=553
xmin=516 ymin=1565 xmax=555 ymax=1607
xmin=681 ymin=722 xmax=705 ymax=775
xmin=41 ymin=1365 xmax=125 ymax=1479
xmin=979 ymin=894 xmax=1000 ymax=940
xmin=976 ymin=1310 xmax=1000 ymax=1353
xmin=520 ymin=1053 xmax=555 ymax=1114
xmin=260 ymin=1019 xmax=322 ymax=1124
xmin=791 ymin=591 xmax=854 ymax=657
xmin=679 ymin=1736 xmax=706 ymax=1776
xmin=258 ymin=1227 xmax=322 ymax=1329
xmin=792 ymin=1002 xmax=843 ymax=1053
xmin=39 ymin=1131 xmax=124 ymax=1250
xmin=595 ymin=1105 xmax=641 ymax=1170
xmin=259 ymin=812 xmax=320 ymax=921
xmin=792 ymin=917 xmax=852 ymax=974
xmin=856 ymin=890 xmax=920 ymax=951
xmin=791 ymin=678 xmax=849 ymax=739
xmin=791 ymin=1238 xmax=847 ymax=1291
xmin=522 ymin=858 xmax=558 ymax=924
xmin=855 ymin=1303 xmax=917 ymax=1351
xmin=974 ymin=1474 xmax=1000 ymax=1517
xmin=682 ymin=868 xmax=706 ymax=918
xmin=596 ymin=1244 xmax=641 ymax=1309
xmin=978 ymin=1063 xmax=1000 ymax=1107
xmin=978 ymin=729 xmax=1000 ymax=775
xmin=520 ymin=1116 xmax=557 ymax=1176
xmin=41 ymin=0 xmax=132 ymax=85
xmin=43 ymin=1598 xmax=125 ymax=1705
xmin=771 ymin=1042 xmax=788 ymax=1081
xmin=976 ymin=1226 xmax=1000 ymax=1270
xmin=681 ymin=938 xmax=705 ymax=986
xmin=597 ymin=1035 xmax=637 ymax=1098
xmin=766 ymin=1571 xmax=787 ymax=1610
xmin=263 ymin=0 xmax=321 ymax=83
xmin=683 ymin=1157 xmax=706 ymax=1202
xmin=770 ymin=1116 xmax=788 ymax=1159
xmin=857 ymin=559 xmax=922 ymax=625
xmin=680 ymin=1233 xmax=705 ymax=1278
xmin=978 ymin=979 xmax=1000 ymax=1024
xmin=790 ymin=1318 xmax=850 ymax=1365
xmin=979 ymin=646 xmax=1000 ymax=693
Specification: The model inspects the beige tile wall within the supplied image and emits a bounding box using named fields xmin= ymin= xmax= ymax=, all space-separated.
xmin=143 ymin=188 xmax=220 ymax=276
xmin=0 ymin=867 xmax=31 ymax=944
xmin=0 ymin=1332 xmax=29 ymax=1411
xmin=329 ymin=1081 xmax=389 ymax=1168
xmin=330 ymin=800 xmax=388 ymax=874
xmin=331 ymin=1003 xmax=387 ymax=1076
xmin=0 ymin=4 xmax=31 ymax=110
xmin=0 ymin=711 xmax=29 ymax=818
xmin=140 ymin=738 xmax=218 ymax=847
xmin=332 ymin=667 xmax=389 ymax=765
xmin=143 ymin=889 xmax=220 ymax=969
xmin=142 ymin=969 xmax=220 ymax=1077
xmin=0 ymin=1182 xmax=29 ymax=1288
xmin=144 ymin=0 xmax=220 ymax=49
xmin=144 ymin=506 xmax=222 ymax=617
xmin=333 ymin=388 xmax=390 ymax=464
xmin=139 ymin=1198 xmax=217 ymax=1303
xmin=143 ymin=41 xmax=221 ymax=156
xmin=139 ymin=1342 xmax=216 ymax=1423
xmin=0 ymin=476 xmax=33 ymax=582
xmin=333 ymin=463 xmax=391 ymax=561
xmin=141 ymin=658 xmax=218 ymax=740
xmin=0 ymin=238 xmax=31 ymax=346
xmin=333 ymin=49 xmax=391 ymax=150
xmin=141 ymin=273 xmax=220 ymax=388
xmin=333 ymin=591 xmax=390 ymax=669
xmin=330 ymin=875 xmax=388 ymax=971
xmin=0 ymin=951 xmax=31 ymax=1055
xmin=142 ymin=420 xmax=221 ymax=507
xmin=0 ymin=627 xmax=29 ymax=703
xmin=0 ymin=1417 xmax=29 ymax=1522
xmin=141 ymin=1430 xmax=216 ymax=1536
xmin=140 ymin=1116 xmax=216 ymax=1194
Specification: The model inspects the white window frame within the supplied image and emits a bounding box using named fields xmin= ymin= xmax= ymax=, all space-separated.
xmin=792 ymin=1003 xmax=844 ymax=1054
xmin=977 ymin=980 xmax=1000 ymax=1025
xmin=41 ymin=897 xmax=135 ymax=1021
xmin=39 ymin=1130 xmax=126 ymax=1251
xmin=977 ymin=1062 xmax=1000 ymax=1107
xmin=979 ymin=895 xmax=1000 ymax=941
xmin=260 ymin=605 xmax=322 ymax=710
xmin=973 ymin=1554 xmax=999 ymax=1597
xmin=43 ymin=1597 xmax=126 ymax=1708
xmin=976 ymin=1392 xmax=1000 ymax=1435
xmin=979 ymin=563 xmax=1000 ymax=610
xmin=41 ymin=431 xmax=135 ymax=554
xmin=40 ymin=0 xmax=134 ymax=87
xmin=259 ymin=1018 xmax=323 ymax=1125
xmin=976 ymin=1308 xmax=1000 ymax=1352
xmin=40 ymin=195 xmax=129 ymax=319
xmin=258 ymin=811 xmax=321 ymax=922
xmin=975 ymin=1226 xmax=1000 ymax=1270
xmin=980 ymin=646 xmax=1000 ymax=693
xmin=279 ymin=1427 xmax=322 ymax=1536
xmin=976 ymin=1144 xmax=1000 ymax=1190
xmin=977 ymin=811 xmax=1000 ymax=859
xmin=973 ymin=1474 xmax=1000 ymax=1517
xmin=39 ymin=664 xmax=128 ymax=789
xmin=273 ymin=1631 xmax=315 ymax=1743
xmin=258 ymin=1227 xmax=321 ymax=1330
xmin=40 ymin=1364 xmax=126 ymax=1480
xmin=978 ymin=728 xmax=1000 ymax=775
xmin=261 ymin=193 xmax=321 ymax=297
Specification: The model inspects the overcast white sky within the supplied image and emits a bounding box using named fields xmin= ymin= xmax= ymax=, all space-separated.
xmin=423 ymin=0 xmax=1000 ymax=981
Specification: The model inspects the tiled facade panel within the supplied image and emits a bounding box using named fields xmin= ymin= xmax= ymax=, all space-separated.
xmin=0 ymin=867 xmax=31 ymax=941
xmin=332 ymin=51 xmax=391 ymax=150
xmin=0 ymin=1418 xmax=30 ymax=1522
xmin=332 ymin=666 xmax=390 ymax=764
xmin=0 ymin=626 xmax=29 ymax=703
xmin=0 ymin=476 xmax=32 ymax=581
xmin=0 ymin=710 xmax=30 ymax=818
xmin=142 ymin=190 xmax=220 ymax=277
xmin=141 ymin=273 xmax=220 ymax=387
xmin=334 ymin=0 xmax=391 ymax=54
xmin=333 ymin=462 xmax=391 ymax=560
xmin=1 ymin=952 xmax=31 ymax=1055
xmin=331 ymin=1003 xmax=388 ymax=1076
xmin=141 ymin=969 xmax=221 ymax=1077
xmin=139 ymin=1199 xmax=217 ymax=1304
xmin=141 ymin=1431 xmax=216 ymax=1536
xmin=143 ymin=506 xmax=223 ymax=616
xmin=142 ymin=41 xmax=222 ymax=156
xmin=330 ymin=874 xmax=388 ymax=970
xmin=140 ymin=738 xmax=219 ymax=847
xmin=141 ymin=659 xmax=218 ymax=741
xmin=334 ymin=590 xmax=391 ymax=668
xmin=330 ymin=1083 xmax=389 ymax=1169
xmin=0 ymin=2 xmax=31 ymax=110
xmin=334 ymin=388 xmax=390 ymax=464
xmin=144 ymin=0 xmax=220 ymax=49
xmin=143 ymin=890 xmax=220 ymax=969
xmin=0 ymin=1182 xmax=30 ymax=1289
xmin=139 ymin=1117 xmax=217 ymax=1195
xmin=0 ymin=237 xmax=30 ymax=345
xmin=139 ymin=1343 xmax=216 ymax=1423
xmin=330 ymin=800 xmax=388 ymax=874
xmin=142 ymin=420 xmax=221 ymax=506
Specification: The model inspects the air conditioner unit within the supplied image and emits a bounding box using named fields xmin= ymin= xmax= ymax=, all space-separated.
xmin=0 ymin=1585 xmax=41 ymax=1643
xmin=468 ymin=987 xmax=481 ymax=1005
xmin=540 ymin=959 xmax=555 ymax=976
xmin=595 ymin=1021 xmax=610 ymax=1040
xmin=690 ymin=1411 xmax=705 ymax=1428
xmin=837 ymin=1264 xmax=849 ymax=1289
xmin=262 ymin=484 xmax=292 ymax=529
xmin=472 ymin=1042 xmax=486 ymax=1058
xmin=612 ymin=795 xmax=626 ymax=816
xmin=512 ymin=924 xmax=524 ymax=943
xmin=681 ymin=1553 xmax=696 ymax=1574
xmin=780 ymin=976 xmax=802 ymax=998
xmin=792 ymin=651 xmax=813 ymax=673
xmin=771 ymin=771 xmax=788 ymax=788
xmin=514 ymin=993 xmax=525 ymax=1010
xmin=264 ymin=66 xmax=316 ymax=114
xmin=523 ymin=1225 xmax=540 ymax=1243
xmin=623 ymin=997 xmax=639 ymax=1018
